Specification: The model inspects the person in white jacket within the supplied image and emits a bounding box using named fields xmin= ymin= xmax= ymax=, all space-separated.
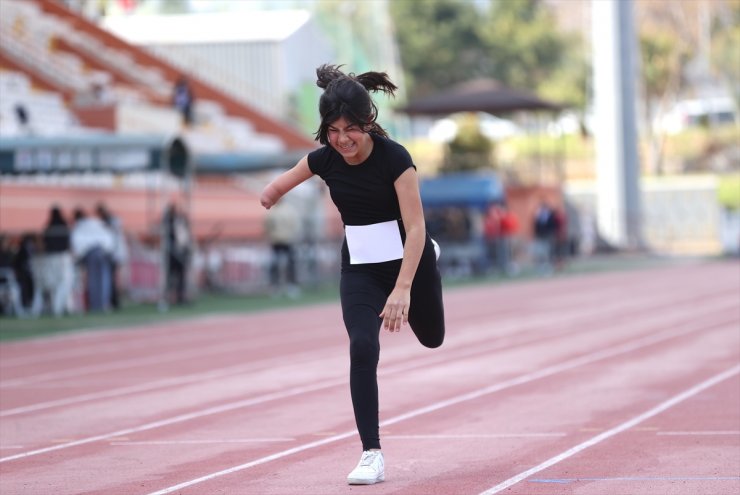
xmin=96 ymin=203 xmax=128 ymax=310
xmin=71 ymin=207 xmax=114 ymax=312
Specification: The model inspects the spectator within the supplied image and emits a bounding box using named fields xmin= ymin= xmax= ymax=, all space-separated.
xmin=264 ymin=199 xmax=301 ymax=298
xmin=42 ymin=206 xmax=74 ymax=316
xmin=0 ymin=235 xmax=23 ymax=316
xmin=483 ymin=204 xmax=503 ymax=274
xmin=498 ymin=203 xmax=520 ymax=276
xmin=172 ymin=76 xmax=195 ymax=126
xmin=96 ymin=203 xmax=128 ymax=310
xmin=163 ymin=203 xmax=191 ymax=305
xmin=532 ymin=200 xmax=558 ymax=275
xmin=13 ymin=232 xmax=38 ymax=313
xmin=14 ymin=103 xmax=31 ymax=135
xmin=553 ymin=206 xmax=568 ymax=271
xmin=71 ymin=207 xmax=114 ymax=312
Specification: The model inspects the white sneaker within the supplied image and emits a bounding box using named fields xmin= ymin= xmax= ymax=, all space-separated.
xmin=431 ymin=238 xmax=441 ymax=260
xmin=347 ymin=450 xmax=385 ymax=485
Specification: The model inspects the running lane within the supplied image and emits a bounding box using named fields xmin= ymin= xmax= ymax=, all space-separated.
xmin=0 ymin=260 xmax=737 ymax=495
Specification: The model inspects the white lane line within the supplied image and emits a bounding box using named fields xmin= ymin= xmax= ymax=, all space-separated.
xmin=0 ymin=376 xmax=346 ymax=463
xmin=5 ymin=293 xmax=735 ymax=417
xmin=1 ymin=317 xmax=733 ymax=466
xmin=0 ymin=335 xmax=322 ymax=388
xmin=110 ymin=439 xmax=295 ymax=445
xmin=0 ymin=316 xmax=556 ymax=417
xmin=139 ymin=323 xmax=735 ymax=495
xmin=2 ymin=285 xmax=722 ymax=383
xmin=0 ymin=350 xmax=328 ymax=417
xmin=384 ymin=433 xmax=567 ymax=439
xmin=477 ymin=364 xmax=740 ymax=495
xmin=529 ymin=476 xmax=740 ymax=483
xmin=0 ymin=315 xmax=247 ymax=367
xmin=656 ymin=430 xmax=740 ymax=436
xmin=145 ymin=432 xmax=360 ymax=495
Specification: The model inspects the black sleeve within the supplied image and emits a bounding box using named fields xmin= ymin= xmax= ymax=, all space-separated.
xmin=307 ymin=146 xmax=332 ymax=178
xmin=386 ymin=141 xmax=416 ymax=182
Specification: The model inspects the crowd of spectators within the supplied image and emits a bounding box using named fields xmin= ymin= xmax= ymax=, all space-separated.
xmin=0 ymin=203 xmax=128 ymax=317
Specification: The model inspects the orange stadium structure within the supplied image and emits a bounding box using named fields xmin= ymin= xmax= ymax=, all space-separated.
xmin=0 ymin=0 xmax=323 ymax=244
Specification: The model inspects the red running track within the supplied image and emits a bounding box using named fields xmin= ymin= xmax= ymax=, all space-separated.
xmin=1 ymin=260 xmax=738 ymax=495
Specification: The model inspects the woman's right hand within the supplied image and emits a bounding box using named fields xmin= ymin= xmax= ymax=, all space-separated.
xmin=260 ymin=188 xmax=276 ymax=209
xmin=260 ymin=156 xmax=312 ymax=210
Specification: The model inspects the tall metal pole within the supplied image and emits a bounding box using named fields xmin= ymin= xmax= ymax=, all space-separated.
xmin=591 ymin=0 xmax=643 ymax=249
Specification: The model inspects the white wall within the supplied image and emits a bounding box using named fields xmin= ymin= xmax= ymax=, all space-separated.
xmin=566 ymin=176 xmax=724 ymax=255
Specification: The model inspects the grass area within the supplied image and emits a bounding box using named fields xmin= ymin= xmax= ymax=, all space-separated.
xmin=0 ymin=284 xmax=341 ymax=342
xmin=0 ymin=252 xmax=703 ymax=343
xmin=718 ymin=173 xmax=740 ymax=209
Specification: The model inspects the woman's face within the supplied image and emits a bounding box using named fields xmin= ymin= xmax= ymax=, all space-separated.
xmin=327 ymin=117 xmax=372 ymax=165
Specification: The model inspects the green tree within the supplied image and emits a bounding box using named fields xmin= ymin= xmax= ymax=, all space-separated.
xmin=136 ymin=0 xmax=191 ymax=14
xmin=389 ymin=0 xmax=485 ymax=97
xmin=711 ymin=1 xmax=740 ymax=111
xmin=478 ymin=0 xmax=567 ymax=90
xmin=390 ymin=0 xmax=580 ymax=175
xmin=442 ymin=113 xmax=494 ymax=173
xmin=390 ymin=0 xmax=579 ymax=103
xmin=639 ymin=28 xmax=690 ymax=175
xmin=537 ymin=32 xmax=590 ymax=136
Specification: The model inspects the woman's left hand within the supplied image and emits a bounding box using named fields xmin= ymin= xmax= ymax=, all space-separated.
xmin=380 ymin=287 xmax=410 ymax=332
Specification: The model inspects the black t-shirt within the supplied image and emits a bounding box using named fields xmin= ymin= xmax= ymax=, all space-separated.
xmin=307 ymin=134 xmax=415 ymax=226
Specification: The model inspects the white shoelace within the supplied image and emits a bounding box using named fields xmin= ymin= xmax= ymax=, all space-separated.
xmin=360 ymin=451 xmax=380 ymax=466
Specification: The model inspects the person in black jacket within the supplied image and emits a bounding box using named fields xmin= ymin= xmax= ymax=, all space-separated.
xmin=13 ymin=232 xmax=37 ymax=313
xmin=532 ymin=200 xmax=559 ymax=274
xmin=163 ymin=203 xmax=191 ymax=305
xmin=42 ymin=205 xmax=73 ymax=316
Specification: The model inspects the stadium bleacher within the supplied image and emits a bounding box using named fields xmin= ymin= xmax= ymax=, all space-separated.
xmin=0 ymin=69 xmax=82 ymax=136
xmin=0 ymin=0 xmax=332 ymax=304
xmin=0 ymin=0 xmax=312 ymax=153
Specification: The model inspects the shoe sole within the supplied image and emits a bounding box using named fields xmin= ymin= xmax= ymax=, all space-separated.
xmin=347 ymin=475 xmax=384 ymax=485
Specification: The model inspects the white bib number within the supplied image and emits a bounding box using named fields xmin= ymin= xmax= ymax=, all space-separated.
xmin=345 ymin=220 xmax=404 ymax=264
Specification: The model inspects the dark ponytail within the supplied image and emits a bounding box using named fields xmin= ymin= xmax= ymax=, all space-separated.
xmin=314 ymin=64 xmax=397 ymax=144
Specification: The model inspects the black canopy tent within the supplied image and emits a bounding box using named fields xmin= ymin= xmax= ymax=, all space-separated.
xmin=398 ymin=78 xmax=563 ymax=116
xmin=397 ymin=78 xmax=567 ymax=185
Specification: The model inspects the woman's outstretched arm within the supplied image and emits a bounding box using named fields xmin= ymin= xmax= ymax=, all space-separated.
xmin=260 ymin=156 xmax=313 ymax=209
xmin=379 ymin=167 xmax=426 ymax=332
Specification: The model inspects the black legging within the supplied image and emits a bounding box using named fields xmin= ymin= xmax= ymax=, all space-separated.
xmin=340 ymin=233 xmax=445 ymax=451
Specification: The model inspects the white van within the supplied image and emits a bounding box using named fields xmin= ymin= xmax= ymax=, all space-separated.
xmin=655 ymin=97 xmax=737 ymax=134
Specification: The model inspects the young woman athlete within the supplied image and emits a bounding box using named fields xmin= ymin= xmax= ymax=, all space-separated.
xmin=260 ymin=64 xmax=445 ymax=485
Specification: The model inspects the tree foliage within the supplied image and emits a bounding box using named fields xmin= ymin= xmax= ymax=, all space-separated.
xmin=537 ymin=33 xmax=590 ymax=135
xmin=443 ymin=113 xmax=494 ymax=173
xmin=710 ymin=1 xmax=740 ymax=109
xmin=478 ymin=0 xmax=567 ymax=90
xmin=389 ymin=0 xmax=484 ymax=97
xmin=390 ymin=0 xmax=579 ymax=104
xmin=635 ymin=0 xmax=736 ymax=175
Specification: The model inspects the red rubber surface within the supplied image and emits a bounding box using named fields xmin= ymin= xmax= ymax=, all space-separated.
xmin=1 ymin=260 xmax=738 ymax=494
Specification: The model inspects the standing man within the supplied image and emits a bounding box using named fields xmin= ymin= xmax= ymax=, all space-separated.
xmin=96 ymin=203 xmax=128 ymax=310
xmin=71 ymin=207 xmax=114 ymax=312
xmin=172 ymin=76 xmax=195 ymax=126
xmin=163 ymin=203 xmax=192 ymax=305
xmin=532 ymin=200 xmax=558 ymax=275
xmin=264 ymin=199 xmax=301 ymax=297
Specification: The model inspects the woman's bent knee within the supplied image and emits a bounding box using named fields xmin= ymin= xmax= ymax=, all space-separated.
xmin=421 ymin=335 xmax=444 ymax=349
xmin=349 ymin=334 xmax=380 ymax=365
xmin=414 ymin=325 xmax=445 ymax=349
